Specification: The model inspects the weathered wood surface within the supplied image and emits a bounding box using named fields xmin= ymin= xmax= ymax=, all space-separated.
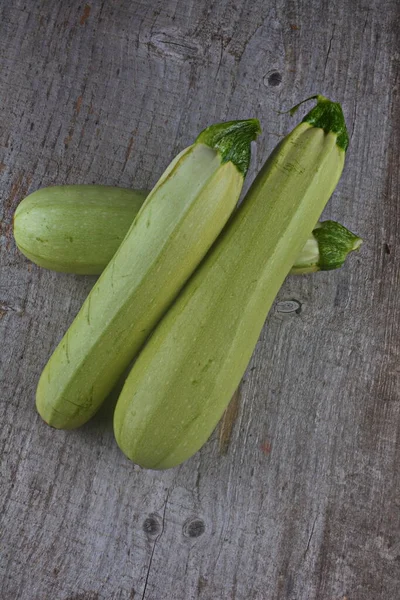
xmin=0 ymin=1 xmax=399 ymax=598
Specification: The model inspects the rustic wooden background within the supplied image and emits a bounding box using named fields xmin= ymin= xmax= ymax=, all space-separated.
xmin=1 ymin=1 xmax=399 ymax=599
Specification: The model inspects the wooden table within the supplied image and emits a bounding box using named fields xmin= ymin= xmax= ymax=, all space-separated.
xmin=1 ymin=1 xmax=399 ymax=598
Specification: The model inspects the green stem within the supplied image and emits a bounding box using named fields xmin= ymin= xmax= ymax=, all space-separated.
xmin=196 ymin=119 xmax=261 ymax=176
xmin=289 ymin=95 xmax=349 ymax=151
xmin=290 ymin=220 xmax=362 ymax=275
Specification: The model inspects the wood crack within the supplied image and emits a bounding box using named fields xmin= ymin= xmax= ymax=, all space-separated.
xmin=350 ymin=97 xmax=358 ymax=143
xmin=351 ymin=13 xmax=369 ymax=142
xmin=323 ymin=25 xmax=335 ymax=79
xmin=304 ymin=515 xmax=318 ymax=558
xmin=218 ymin=387 xmax=241 ymax=455
xmin=0 ymin=302 xmax=23 ymax=315
xmin=141 ymin=488 xmax=170 ymax=600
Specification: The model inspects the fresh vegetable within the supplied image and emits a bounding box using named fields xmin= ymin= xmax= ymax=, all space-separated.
xmin=13 ymin=186 xmax=147 ymax=274
xmin=36 ymin=119 xmax=260 ymax=429
xmin=113 ymin=95 xmax=349 ymax=470
xmin=14 ymin=185 xmax=361 ymax=275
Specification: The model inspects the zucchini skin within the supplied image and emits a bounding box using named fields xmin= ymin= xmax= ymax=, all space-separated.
xmin=14 ymin=186 xmax=147 ymax=274
xmin=36 ymin=120 xmax=260 ymax=429
xmin=114 ymin=98 xmax=349 ymax=469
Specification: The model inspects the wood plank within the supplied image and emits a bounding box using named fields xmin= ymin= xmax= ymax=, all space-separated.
xmin=1 ymin=0 xmax=399 ymax=598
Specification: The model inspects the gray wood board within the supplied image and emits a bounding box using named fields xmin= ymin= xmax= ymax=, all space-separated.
xmin=0 ymin=1 xmax=399 ymax=599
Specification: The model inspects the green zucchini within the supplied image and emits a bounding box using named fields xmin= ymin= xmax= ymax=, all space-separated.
xmin=14 ymin=184 xmax=361 ymax=275
xmin=13 ymin=186 xmax=147 ymax=274
xmin=36 ymin=119 xmax=261 ymax=429
xmin=113 ymin=95 xmax=350 ymax=469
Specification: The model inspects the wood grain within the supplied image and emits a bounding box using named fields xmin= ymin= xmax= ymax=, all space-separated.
xmin=1 ymin=1 xmax=399 ymax=598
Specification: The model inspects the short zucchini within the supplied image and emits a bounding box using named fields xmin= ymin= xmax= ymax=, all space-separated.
xmin=114 ymin=96 xmax=350 ymax=469
xmin=14 ymin=184 xmax=361 ymax=275
xmin=36 ymin=119 xmax=260 ymax=429
xmin=13 ymin=186 xmax=147 ymax=274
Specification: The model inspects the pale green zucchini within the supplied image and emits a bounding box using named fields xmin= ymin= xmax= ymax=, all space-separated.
xmin=36 ymin=119 xmax=260 ymax=429
xmin=13 ymin=186 xmax=147 ymax=274
xmin=14 ymin=184 xmax=361 ymax=275
xmin=114 ymin=95 xmax=350 ymax=469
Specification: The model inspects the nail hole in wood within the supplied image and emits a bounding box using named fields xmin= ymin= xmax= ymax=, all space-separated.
xmin=276 ymin=299 xmax=302 ymax=314
xmin=267 ymin=71 xmax=282 ymax=86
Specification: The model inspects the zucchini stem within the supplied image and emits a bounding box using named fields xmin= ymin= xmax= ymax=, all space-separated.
xmin=290 ymin=220 xmax=362 ymax=274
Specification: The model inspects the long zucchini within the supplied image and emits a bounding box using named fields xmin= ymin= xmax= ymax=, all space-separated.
xmin=114 ymin=96 xmax=349 ymax=469
xmin=36 ymin=119 xmax=260 ymax=429
xmin=14 ymin=185 xmax=361 ymax=275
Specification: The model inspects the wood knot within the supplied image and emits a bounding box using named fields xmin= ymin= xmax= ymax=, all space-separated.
xmin=142 ymin=513 xmax=162 ymax=536
xmin=183 ymin=517 xmax=205 ymax=538
xmin=148 ymin=30 xmax=203 ymax=62
xmin=264 ymin=70 xmax=283 ymax=87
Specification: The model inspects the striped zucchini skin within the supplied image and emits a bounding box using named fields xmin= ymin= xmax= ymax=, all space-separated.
xmin=36 ymin=120 xmax=260 ymax=429
xmin=114 ymin=98 xmax=349 ymax=470
xmin=14 ymin=186 xmax=147 ymax=274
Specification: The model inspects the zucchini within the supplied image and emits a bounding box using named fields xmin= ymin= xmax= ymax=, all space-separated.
xmin=13 ymin=186 xmax=147 ymax=274
xmin=14 ymin=184 xmax=361 ymax=275
xmin=36 ymin=119 xmax=261 ymax=429
xmin=114 ymin=95 xmax=349 ymax=469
